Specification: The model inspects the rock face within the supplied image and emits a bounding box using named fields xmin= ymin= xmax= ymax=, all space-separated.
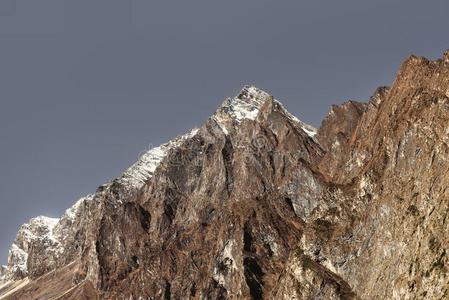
xmin=1 ymin=52 xmax=449 ymax=299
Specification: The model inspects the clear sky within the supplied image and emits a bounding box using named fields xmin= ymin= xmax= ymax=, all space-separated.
xmin=1 ymin=0 xmax=449 ymax=264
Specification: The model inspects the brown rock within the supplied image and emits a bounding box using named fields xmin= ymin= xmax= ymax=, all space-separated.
xmin=2 ymin=51 xmax=449 ymax=299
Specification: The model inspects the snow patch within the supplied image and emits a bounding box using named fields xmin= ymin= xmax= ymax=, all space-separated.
xmin=273 ymin=99 xmax=317 ymax=138
xmin=119 ymin=128 xmax=199 ymax=190
xmin=302 ymin=126 xmax=317 ymax=138
xmin=21 ymin=216 xmax=59 ymax=244
xmin=8 ymin=244 xmax=27 ymax=275
xmin=213 ymin=86 xmax=317 ymax=139
xmin=228 ymin=86 xmax=269 ymax=122
xmin=212 ymin=86 xmax=271 ymax=134
xmin=63 ymin=197 xmax=87 ymax=220
xmin=4 ymin=215 xmax=62 ymax=279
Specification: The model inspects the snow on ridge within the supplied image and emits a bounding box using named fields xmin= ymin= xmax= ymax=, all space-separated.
xmin=225 ymin=85 xmax=270 ymax=122
xmin=19 ymin=216 xmax=59 ymax=242
xmin=230 ymin=86 xmax=269 ymax=121
xmin=213 ymin=85 xmax=271 ymax=134
xmin=60 ymin=194 xmax=95 ymax=222
xmin=3 ymin=215 xmax=61 ymax=279
xmin=301 ymin=126 xmax=317 ymax=138
xmin=120 ymin=145 xmax=167 ymax=189
xmin=62 ymin=197 xmax=85 ymax=220
xmin=2 ymin=128 xmax=201 ymax=282
xmin=273 ymin=99 xmax=317 ymax=138
xmin=8 ymin=244 xmax=28 ymax=275
xmin=33 ymin=216 xmax=59 ymax=227
xmin=119 ymin=128 xmax=199 ymax=190
xmin=213 ymin=85 xmax=317 ymax=138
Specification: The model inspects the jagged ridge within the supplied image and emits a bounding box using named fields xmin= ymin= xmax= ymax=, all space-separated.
xmin=1 ymin=50 xmax=449 ymax=299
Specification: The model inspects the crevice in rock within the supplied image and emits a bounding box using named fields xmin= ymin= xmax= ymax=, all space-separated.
xmin=243 ymin=224 xmax=253 ymax=253
xmin=200 ymin=206 xmax=215 ymax=227
xmin=190 ymin=282 xmax=197 ymax=297
xmin=164 ymin=280 xmax=171 ymax=300
xmin=163 ymin=194 xmax=178 ymax=225
xmin=138 ymin=205 xmax=151 ymax=232
xmin=243 ymin=257 xmax=265 ymax=299
xmin=284 ymin=197 xmax=295 ymax=214
xmin=221 ymin=136 xmax=234 ymax=197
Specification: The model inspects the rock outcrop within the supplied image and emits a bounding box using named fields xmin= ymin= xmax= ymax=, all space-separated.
xmin=1 ymin=52 xmax=449 ymax=299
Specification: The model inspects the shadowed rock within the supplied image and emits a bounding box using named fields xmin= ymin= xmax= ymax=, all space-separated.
xmin=2 ymin=51 xmax=449 ymax=299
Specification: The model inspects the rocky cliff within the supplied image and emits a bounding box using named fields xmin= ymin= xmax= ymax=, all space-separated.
xmin=1 ymin=51 xmax=449 ymax=299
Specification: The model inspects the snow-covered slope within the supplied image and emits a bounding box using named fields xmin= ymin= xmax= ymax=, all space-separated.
xmin=118 ymin=128 xmax=199 ymax=191
xmin=213 ymin=85 xmax=316 ymax=138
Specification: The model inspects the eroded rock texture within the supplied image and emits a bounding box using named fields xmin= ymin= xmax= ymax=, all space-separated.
xmin=1 ymin=51 xmax=449 ymax=299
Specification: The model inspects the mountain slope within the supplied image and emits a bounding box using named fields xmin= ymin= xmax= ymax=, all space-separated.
xmin=1 ymin=51 xmax=449 ymax=299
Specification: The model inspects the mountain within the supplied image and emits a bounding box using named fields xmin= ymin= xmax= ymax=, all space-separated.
xmin=1 ymin=51 xmax=449 ymax=299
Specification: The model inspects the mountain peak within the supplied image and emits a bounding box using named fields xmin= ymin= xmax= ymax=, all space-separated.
xmin=216 ymin=85 xmax=271 ymax=121
xmin=4 ymin=55 xmax=449 ymax=298
xmin=213 ymin=85 xmax=317 ymax=138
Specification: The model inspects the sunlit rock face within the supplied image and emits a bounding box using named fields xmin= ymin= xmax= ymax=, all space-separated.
xmin=1 ymin=51 xmax=449 ymax=299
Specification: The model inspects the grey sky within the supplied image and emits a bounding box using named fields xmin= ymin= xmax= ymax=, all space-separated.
xmin=1 ymin=0 xmax=448 ymax=264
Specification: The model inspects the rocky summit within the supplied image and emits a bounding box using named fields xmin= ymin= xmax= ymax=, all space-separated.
xmin=1 ymin=51 xmax=449 ymax=300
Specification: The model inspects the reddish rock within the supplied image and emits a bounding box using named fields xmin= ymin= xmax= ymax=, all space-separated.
xmin=2 ymin=51 xmax=449 ymax=299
